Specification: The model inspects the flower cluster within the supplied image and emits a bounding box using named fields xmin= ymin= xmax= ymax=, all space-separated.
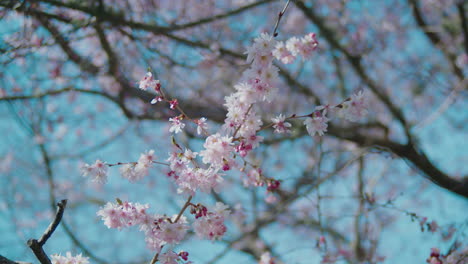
xmin=97 ymin=201 xmax=150 ymax=229
xmin=81 ymin=31 xmax=373 ymax=263
xmin=270 ymin=90 xmax=368 ymax=138
xmin=139 ymin=72 xmax=161 ymax=92
xmin=304 ymin=109 xmax=329 ymax=137
xmin=427 ymin=248 xmax=443 ymax=264
xmin=169 ymin=116 xmax=185 ymax=134
xmin=192 ymin=202 xmax=230 ymax=240
xmin=80 ymin=160 xmax=108 ymax=184
xmin=159 ymin=251 xmax=192 ymax=264
xmin=337 ymin=90 xmax=368 ymax=122
xmin=120 ymin=150 xmax=155 ymax=182
xmin=426 ymin=247 xmax=468 ymax=264
xmin=271 ymin=114 xmax=292 ymax=134
xmin=97 ymin=200 xmax=190 ymax=253
xmin=50 ymin=252 xmax=89 ymax=264
xmin=167 ymin=148 xmax=223 ymax=195
xmin=97 ymin=200 xmax=230 ymax=257
xmin=273 ymin=33 xmax=318 ymax=63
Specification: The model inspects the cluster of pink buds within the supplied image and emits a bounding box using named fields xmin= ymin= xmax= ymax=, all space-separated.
xmin=190 ymin=203 xmax=208 ymax=219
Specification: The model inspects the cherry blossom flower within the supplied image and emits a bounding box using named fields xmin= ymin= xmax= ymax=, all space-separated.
xmin=178 ymin=251 xmax=189 ymax=261
xmin=157 ymin=220 xmax=189 ymax=244
xmin=183 ymin=148 xmax=198 ymax=162
xmin=139 ymin=72 xmax=160 ymax=91
xmin=120 ymin=150 xmax=155 ymax=182
xmin=284 ymin=33 xmax=318 ymax=59
xmin=199 ymin=133 xmax=235 ymax=167
xmin=304 ymin=113 xmax=329 ymax=136
xmin=426 ymin=247 xmax=442 ymax=264
xmin=298 ymin=32 xmax=318 ymax=59
xmin=175 ymin=167 xmax=223 ymax=195
xmin=340 ymin=90 xmax=368 ymax=122
xmin=97 ymin=201 xmax=150 ymax=229
xmin=285 ymin=36 xmax=301 ymax=56
xmin=273 ymin=41 xmax=296 ymax=64
xmin=81 ymin=159 xmax=108 ymax=184
xmin=159 ymin=251 xmax=180 ymax=264
xmin=195 ymin=117 xmax=208 ymax=135
xmin=169 ymin=99 xmax=178 ymax=109
xmin=151 ymin=96 xmax=163 ymax=105
xmin=169 ymin=116 xmax=185 ymax=134
xmin=244 ymin=168 xmax=263 ymax=187
xmin=271 ymin=114 xmax=292 ymax=134
xmin=259 ymin=252 xmax=276 ymax=264
xmin=445 ymin=246 xmax=468 ymax=264
xmin=193 ymin=202 xmax=230 ymax=240
xmin=51 ymin=252 xmax=89 ymax=264
xmin=245 ymin=33 xmax=276 ymax=65
xmin=138 ymin=150 xmax=155 ymax=166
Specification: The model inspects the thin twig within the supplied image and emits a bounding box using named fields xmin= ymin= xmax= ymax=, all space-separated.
xmin=272 ymin=0 xmax=292 ymax=37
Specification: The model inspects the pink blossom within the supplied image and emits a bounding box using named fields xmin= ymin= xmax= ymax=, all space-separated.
xmin=195 ymin=117 xmax=208 ymax=135
xmin=151 ymin=96 xmax=164 ymax=105
xmin=51 ymin=252 xmax=89 ymax=264
xmin=244 ymin=168 xmax=263 ymax=187
xmin=340 ymin=90 xmax=368 ymax=122
xmin=175 ymin=167 xmax=222 ymax=195
xmin=199 ymin=133 xmax=235 ymax=168
xmin=159 ymin=251 xmax=180 ymax=264
xmin=178 ymin=251 xmax=189 ymax=261
xmin=271 ymin=114 xmax=292 ymax=134
xmin=245 ymin=33 xmax=276 ymax=65
xmin=97 ymin=201 xmax=150 ymax=229
xmin=237 ymin=111 xmax=263 ymax=138
xmin=139 ymin=72 xmax=160 ymax=91
xmin=298 ymin=33 xmax=319 ymax=59
xmin=157 ymin=220 xmax=189 ymax=244
xmin=236 ymin=141 xmax=253 ymax=157
xmin=193 ymin=202 xmax=230 ymax=240
xmin=138 ymin=149 xmax=155 ymax=166
xmin=169 ymin=116 xmax=185 ymax=134
xmin=120 ymin=150 xmax=155 ymax=182
xmin=304 ymin=113 xmax=329 ymax=136
xmin=426 ymin=247 xmax=442 ymax=264
xmin=169 ymin=99 xmax=178 ymax=109
xmin=81 ymin=159 xmax=108 ymax=184
xmin=183 ymin=148 xmax=198 ymax=162
xmin=285 ymin=37 xmax=301 ymax=56
xmin=273 ymin=41 xmax=296 ymax=64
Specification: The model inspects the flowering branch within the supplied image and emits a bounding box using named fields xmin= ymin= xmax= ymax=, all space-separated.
xmin=149 ymin=196 xmax=193 ymax=264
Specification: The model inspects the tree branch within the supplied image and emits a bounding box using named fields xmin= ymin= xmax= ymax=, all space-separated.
xmin=408 ymin=0 xmax=464 ymax=81
xmin=27 ymin=199 xmax=68 ymax=264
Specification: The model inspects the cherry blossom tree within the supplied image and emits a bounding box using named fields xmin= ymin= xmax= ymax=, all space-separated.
xmin=0 ymin=0 xmax=467 ymax=263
